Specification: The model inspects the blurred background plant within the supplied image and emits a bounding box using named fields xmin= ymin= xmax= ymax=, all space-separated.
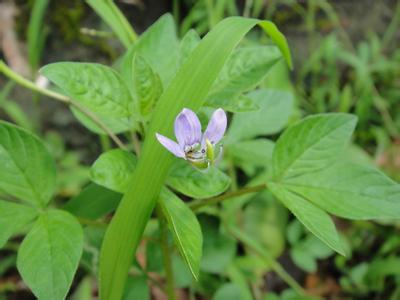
xmin=0 ymin=0 xmax=399 ymax=299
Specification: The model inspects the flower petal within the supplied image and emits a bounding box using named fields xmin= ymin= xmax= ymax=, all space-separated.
xmin=174 ymin=108 xmax=202 ymax=147
xmin=156 ymin=133 xmax=185 ymax=158
xmin=203 ymin=108 xmax=227 ymax=144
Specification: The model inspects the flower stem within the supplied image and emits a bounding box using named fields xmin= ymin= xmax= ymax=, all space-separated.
xmin=0 ymin=60 xmax=127 ymax=149
xmin=156 ymin=205 xmax=177 ymax=300
xmin=189 ymin=183 xmax=267 ymax=210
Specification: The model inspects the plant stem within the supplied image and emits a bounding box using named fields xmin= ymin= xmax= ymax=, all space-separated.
xmin=0 ymin=60 xmax=127 ymax=149
xmin=189 ymin=183 xmax=267 ymax=210
xmin=227 ymin=225 xmax=306 ymax=296
xmin=156 ymin=205 xmax=177 ymax=300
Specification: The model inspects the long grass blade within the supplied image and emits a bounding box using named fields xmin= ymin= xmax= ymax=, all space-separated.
xmin=99 ymin=16 xmax=292 ymax=300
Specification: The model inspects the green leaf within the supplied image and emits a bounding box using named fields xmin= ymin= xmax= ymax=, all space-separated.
xmin=135 ymin=14 xmax=179 ymax=86
xmin=283 ymin=163 xmax=400 ymax=220
xmin=41 ymin=62 xmax=134 ymax=134
xmin=123 ymin=275 xmax=149 ymax=300
xmin=99 ymin=17 xmax=292 ymax=300
xmin=272 ymin=113 xmax=357 ymax=180
xmin=206 ymin=94 xmax=259 ymax=113
xmin=243 ymin=193 xmax=287 ymax=257
xmin=227 ymin=89 xmax=294 ymax=142
xmin=0 ymin=121 xmax=56 ymax=207
xmin=86 ymin=0 xmax=136 ymax=49
xmin=0 ymin=200 xmax=38 ymax=248
xmin=179 ymin=29 xmax=201 ymax=66
xmin=268 ymin=183 xmax=345 ymax=255
xmin=258 ymin=20 xmax=293 ymax=69
xmin=90 ymin=149 xmax=137 ymax=194
xmin=132 ymin=55 xmax=163 ymax=118
xmin=213 ymin=283 xmax=242 ymax=300
xmin=27 ymin=0 xmax=49 ymax=71
xmin=17 ymin=210 xmax=83 ymax=300
xmin=167 ymin=160 xmax=231 ymax=198
xmin=90 ymin=150 xmax=203 ymax=278
xmin=290 ymin=247 xmax=317 ymax=273
xmin=159 ymin=189 xmax=203 ymax=280
xmin=63 ymin=183 xmax=121 ymax=220
xmin=200 ymin=215 xmax=236 ymax=274
xmin=209 ymin=46 xmax=282 ymax=97
xmin=229 ymin=138 xmax=275 ymax=169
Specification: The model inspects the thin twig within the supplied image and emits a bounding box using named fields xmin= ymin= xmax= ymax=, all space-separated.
xmin=189 ymin=183 xmax=267 ymax=210
xmin=156 ymin=205 xmax=178 ymax=300
xmin=0 ymin=60 xmax=127 ymax=149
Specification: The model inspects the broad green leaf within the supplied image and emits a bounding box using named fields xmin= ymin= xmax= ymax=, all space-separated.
xmin=90 ymin=149 xmax=137 ymax=193
xmin=200 ymin=215 xmax=236 ymax=274
xmin=243 ymin=192 xmax=287 ymax=257
xmin=132 ymin=55 xmax=163 ymax=118
xmin=227 ymin=89 xmax=294 ymax=142
xmin=206 ymin=94 xmax=260 ymax=113
xmin=229 ymin=138 xmax=275 ymax=172
xmin=86 ymin=0 xmax=136 ymax=49
xmin=135 ymin=14 xmax=179 ymax=86
xmin=99 ymin=17 xmax=292 ymax=300
xmin=0 ymin=200 xmax=38 ymax=248
xmin=63 ymin=183 xmax=121 ymax=220
xmin=0 ymin=121 xmax=56 ymax=207
xmin=41 ymin=62 xmax=134 ymax=134
xmin=272 ymin=113 xmax=357 ymax=180
xmin=159 ymin=189 xmax=202 ymax=280
xmin=209 ymin=46 xmax=282 ymax=96
xmin=17 ymin=209 xmax=83 ymax=300
xmin=268 ymin=183 xmax=345 ymax=255
xmin=167 ymin=160 xmax=231 ymax=198
xmin=123 ymin=275 xmax=149 ymax=300
xmin=91 ymin=149 xmax=231 ymax=199
xmin=213 ymin=283 xmax=242 ymax=300
xmin=179 ymin=29 xmax=201 ymax=66
xmin=290 ymin=247 xmax=317 ymax=273
xmin=283 ymin=163 xmax=400 ymax=220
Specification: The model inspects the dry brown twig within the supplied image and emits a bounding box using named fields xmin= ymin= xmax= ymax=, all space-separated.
xmin=0 ymin=2 xmax=29 ymax=77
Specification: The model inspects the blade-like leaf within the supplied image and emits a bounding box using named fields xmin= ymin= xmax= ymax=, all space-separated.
xmin=0 ymin=121 xmax=56 ymax=207
xmin=86 ymin=0 xmax=136 ymax=49
xmin=0 ymin=200 xmax=38 ymax=248
xmin=41 ymin=62 xmax=134 ymax=134
xmin=268 ymin=183 xmax=345 ymax=255
xmin=135 ymin=14 xmax=179 ymax=86
xmin=283 ymin=163 xmax=400 ymax=220
xmin=90 ymin=149 xmax=137 ymax=194
xmin=159 ymin=189 xmax=202 ymax=280
xmin=227 ymin=89 xmax=294 ymax=142
xmin=167 ymin=160 xmax=231 ymax=199
xmin=99 ymin=17 xmax=292 ymax=300
xmin=272 ymin=113 xmax=357 ymax=180
xmin=17 ymin=209 xmax=83 ymax=300
xmin=89 ymin=150 xmax=203 ymax=278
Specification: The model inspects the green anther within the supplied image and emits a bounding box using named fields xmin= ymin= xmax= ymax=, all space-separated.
xmin=205 ymin=139 xmax=214 ymax=163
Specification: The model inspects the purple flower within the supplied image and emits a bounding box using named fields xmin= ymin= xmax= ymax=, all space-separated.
xmin=156 ymin=108 xmax=227 ymax=168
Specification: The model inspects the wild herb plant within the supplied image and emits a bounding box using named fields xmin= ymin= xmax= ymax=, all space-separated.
xmin=0 ymin=3 xmax=399 ymax=300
